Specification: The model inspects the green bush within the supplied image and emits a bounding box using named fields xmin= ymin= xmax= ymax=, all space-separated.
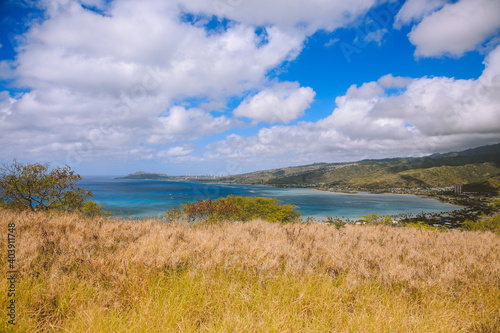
xmin=181 ymin=197 xmax=241 ymax=224
xmin=490 ymin=198 xmax=500 ymax=210
xmin=164 ymin=208 xmax=183 ymax=223
xmin=323 ymin=216 xmax=347 ymax=229
xmin=80 ymin=200 xmax=111 ymax=218
xmin=168 ymin=195 xmax=301 ymax=224
xmin=461 ymin=213 xmax=500 ymax=234
xmin=359 ymin=213 xmax=393 ymax=225
xmin=224 ymin=196 xmax=300 ymax=223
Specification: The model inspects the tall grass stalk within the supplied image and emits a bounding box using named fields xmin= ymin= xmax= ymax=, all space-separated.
xmin=1 ymin=209 xmax=499 ymax=332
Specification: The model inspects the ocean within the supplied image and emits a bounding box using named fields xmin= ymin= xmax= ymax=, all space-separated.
xmin=80 ymin=176 xmax=464 ymax=220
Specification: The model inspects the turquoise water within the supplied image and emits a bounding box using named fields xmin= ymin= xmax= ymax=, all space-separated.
xmin=81 ymin=176 xmax=464 ymax=220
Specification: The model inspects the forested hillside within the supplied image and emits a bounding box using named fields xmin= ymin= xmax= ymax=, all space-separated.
xmin=220 ymin=143 xmax=500 ymax=190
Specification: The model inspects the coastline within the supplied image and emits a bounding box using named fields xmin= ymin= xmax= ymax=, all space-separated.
xmin=190 ymin=180 xmax=470 ymax=220
xmin=205 ymin=181 xmax=484 ymax=224
xmin=210 ymin=180 xmax=469 ymax=208
xmin=84 ymin=177 xmax=468 ymax=221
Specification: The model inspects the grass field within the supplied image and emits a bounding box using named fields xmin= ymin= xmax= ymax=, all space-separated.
xmin=1 ymin=209 xmax=499 ymax=332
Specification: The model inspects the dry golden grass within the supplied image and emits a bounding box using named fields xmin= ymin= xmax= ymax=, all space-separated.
xmin=1 ymin=208 xmax=499 ymax=332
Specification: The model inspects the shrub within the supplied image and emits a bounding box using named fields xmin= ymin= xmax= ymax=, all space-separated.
xmin=80 ymin=200 xmax=111 ymax=218
xmin=461 ymin=213 xmax=500 ymax=234
xmin=164 ymin=207 xmax=183 ymax=223
xmin=490 ymin=197 xmax=500 ymax=211
xmin=359 ymin=213 xmax=393 ymax=225
xmin=168 ymin=195 xmax=301 ymax=224
xmin=224 ymin=196 xmax=300 ymax=223
xmin=182 ymin=197 xmax=241 ymax=224
xmin=323 ymin=216 xmax=347 ymax=229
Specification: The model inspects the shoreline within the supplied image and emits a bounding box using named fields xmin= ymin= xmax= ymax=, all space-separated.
xmin=99 ymin=179 xmax=469 ymax=221
xmin=112 ymin=176 xmax=496 ymax=211
xmin=208 ymin=180 xmax=470 ymax=208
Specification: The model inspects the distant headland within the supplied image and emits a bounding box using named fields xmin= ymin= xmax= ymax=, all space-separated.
xmin=117 ymin=171 xmax=226 ymax=181
xmin=116 ymin=171 xmax=171 ymax=180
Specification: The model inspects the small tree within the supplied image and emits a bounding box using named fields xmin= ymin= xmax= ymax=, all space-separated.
xmin=182 ymin=198 xmax=241 ymax=224
xmin=225 ymin=196 xmax=300 ymax=223
xmin=359 ymin=213 xmax=392 ymax=225
xmin=0 ymin=160 xmax=108 ymax=216
xmin=173 ymin=195 xmax=301 ymax=224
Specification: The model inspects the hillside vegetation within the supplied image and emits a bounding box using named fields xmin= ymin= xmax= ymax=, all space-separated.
xmin=166 ymin=195 xmax=300 ymax=224
xmin=219 ymin=143 xmax=500 ymax=190
xmin=1 ymin=209 xmax=499 ymax=332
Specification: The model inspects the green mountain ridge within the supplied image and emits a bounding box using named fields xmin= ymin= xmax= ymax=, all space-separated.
xmin=218 ymin=143 xmax=500 ymax=191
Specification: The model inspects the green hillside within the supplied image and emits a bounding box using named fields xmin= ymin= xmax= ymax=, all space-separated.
xmin=117 ymin=171 xmax=171 ymax=180
xmin=219 ymin=143 xmax=500 ymax=191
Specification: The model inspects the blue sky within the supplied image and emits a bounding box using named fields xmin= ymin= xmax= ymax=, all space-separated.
xmin=1 ymin=0 xmax=499 ymax=176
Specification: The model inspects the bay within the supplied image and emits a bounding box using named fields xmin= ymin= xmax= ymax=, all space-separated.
xmin=80 ymin=176 xmax=464 ymax=220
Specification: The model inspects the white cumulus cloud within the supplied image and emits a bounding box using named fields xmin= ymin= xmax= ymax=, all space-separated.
xmin=208 ymin=45 xmax=500 ymax=165
xmin=233 ymin=82 xmax=315 ymax=123
xmin=0 ymin=0 xmax=307 ymax=165
xmin=158 ymin=146 xmax=194 ymax=157
xmin=149 ymin=106 xmax=234 ymax=144
xmin=407 ymin=0 xmax=500 ymax=57
xmin=181 ymin=0 xmax=379 ymax=33
xmin=394 ymin=0 xmax=447 ymax=28
xmin=2 ymin=0 xmax=499 ymax=172
xmin=377 ymin=74 xmax=413 ymax=88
